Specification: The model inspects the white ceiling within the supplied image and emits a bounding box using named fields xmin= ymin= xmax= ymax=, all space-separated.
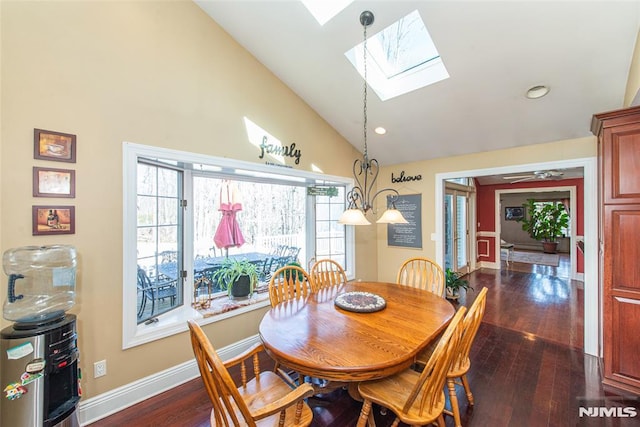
xmin=196 ymin=1 xmax=640 ymax=171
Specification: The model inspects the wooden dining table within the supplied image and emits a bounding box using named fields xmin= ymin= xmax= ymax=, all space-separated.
xmin=259 ymin=281 xmax=456 ymax=385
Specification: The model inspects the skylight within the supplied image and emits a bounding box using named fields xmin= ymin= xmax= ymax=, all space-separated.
xmin=345 ymin=10 xmax=449 ymax=101
xmin=301 ymin=0 xmax=352 ymax=26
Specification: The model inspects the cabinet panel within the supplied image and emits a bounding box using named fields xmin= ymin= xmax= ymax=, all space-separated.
xmin=605 ymin=297 xmax=640 ymax=391
xmin=605 ymin=206 xmax=640 ymax=295
xmin=604 ymin=126 xmax=640 ymax=204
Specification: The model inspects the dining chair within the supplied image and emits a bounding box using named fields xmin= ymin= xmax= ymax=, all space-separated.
xmin=268 ymin=265 xmax=316 ymax=307
xmin=444 ymin=286 xmax=488 ymax=426
xmin=413 ymin=287 xmax=488 ymax=426
xmin=397 ymin=257 xmax=446 ymax=297
xmin=187 ymin=320 xmax=315 ymax=426
xmin=356 ymin=306 xmax=467 ymax=427
xmin=310 ymin=259 xmax=347 ymax=290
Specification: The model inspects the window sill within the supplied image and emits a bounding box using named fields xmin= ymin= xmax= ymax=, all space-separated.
xmin=123 ymin=294 xmax=271 ymax=349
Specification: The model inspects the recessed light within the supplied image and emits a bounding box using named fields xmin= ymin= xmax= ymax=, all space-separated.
xmin=526 ymin=85 xmax=550 ymax=99
xmin=374 ymin=127 xmax=387 ymax=135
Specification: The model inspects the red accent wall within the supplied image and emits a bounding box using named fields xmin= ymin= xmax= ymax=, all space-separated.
xmin=476 ymin=178 xmax=584 ymax=272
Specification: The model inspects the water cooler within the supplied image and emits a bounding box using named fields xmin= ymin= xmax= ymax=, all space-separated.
xmin=0 ymin=245 xmax=80 ymax=427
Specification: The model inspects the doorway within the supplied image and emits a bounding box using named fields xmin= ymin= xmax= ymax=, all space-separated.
xmin=444 ymin=184 xmax=472 ymax=274
xmin=434 ymin=157 xmax=598 ymax=356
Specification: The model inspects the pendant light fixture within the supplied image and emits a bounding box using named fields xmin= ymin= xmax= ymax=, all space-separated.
xmin=338 ymin=11 xmax=408 ymax=226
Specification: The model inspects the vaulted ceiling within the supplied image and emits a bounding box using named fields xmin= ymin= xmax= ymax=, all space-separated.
xmin=197 ymin=1 xmax=639 ymax=170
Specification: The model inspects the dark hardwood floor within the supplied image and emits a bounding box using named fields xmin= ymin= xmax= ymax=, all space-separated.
xmin=90 ymin=255 xmax=640 ymax=426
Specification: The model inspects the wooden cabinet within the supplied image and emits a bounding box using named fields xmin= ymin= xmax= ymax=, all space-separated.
xmin=592 ymin=106 xmax=640 ymax=395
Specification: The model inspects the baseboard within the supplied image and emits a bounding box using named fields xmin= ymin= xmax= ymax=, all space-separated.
xmin=78 ymin=334 xmax=261 ymax=425
xmin=477 ymin=260 xmax=500 ymax=269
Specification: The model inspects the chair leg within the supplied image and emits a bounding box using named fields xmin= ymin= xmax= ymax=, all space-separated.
xmin=447 ymin=378 xmax=462 ymax=427
xmin=461 ymin=374 xmax=474 ymax=406
xmin=357 ymin=400 xmax=373 ymax=427
xmin=436 ymin=413 xmax=446 ymax=427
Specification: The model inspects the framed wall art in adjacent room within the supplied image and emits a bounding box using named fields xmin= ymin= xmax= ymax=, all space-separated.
xmin=505 ymin=206 xmax=525 ymax=221
xmin=33 ymin=167 xmax=75 ymax=198
xmin=32 ymin=205 xmax=75 ymax=235
xmin=33 ymin=128 xmax=76 ymax=163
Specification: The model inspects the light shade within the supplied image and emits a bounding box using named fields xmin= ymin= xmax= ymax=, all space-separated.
xmin=338 ymin=208 xmax=371 ymax=225
xmin=376 ymin=208 xmax=409 ymax=224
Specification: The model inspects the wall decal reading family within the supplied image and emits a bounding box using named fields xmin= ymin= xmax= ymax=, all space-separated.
xmin=391 ymin=170 xmax=422 ymax=183
xmin=258 ymin=135 xmax=302 ymax=165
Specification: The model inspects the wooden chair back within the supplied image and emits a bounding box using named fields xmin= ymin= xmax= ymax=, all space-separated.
xmin=396 ymin=257 xmax=445 ymax=297
xmin=188 ymin=320 xmax=315 ymax=426
xmin=187 ymin=320 xmax=257 ymax=426
xmin=404 ymin=306 xmax=467 ymax=415
xmin=451 ymin=287 xmax=488 ymax=374
xmin=268 ymin=265 xmax=315 ymax=307
xmin=310 ymin=259 xmax=347 ymax=290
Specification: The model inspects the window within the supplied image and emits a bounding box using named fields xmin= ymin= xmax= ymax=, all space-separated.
xmin=123 ymin=143 xmax=354 ymax=348
xmin=345 ymin=10 xmax=449 ymax=101
xmin=136 ymin=160 xmax=184 ymax=324
xmin=314 ymin=187 xmax=346 ymax=268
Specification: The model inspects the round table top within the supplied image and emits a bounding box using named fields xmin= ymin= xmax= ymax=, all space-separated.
xmin=259 ymin=281 xmax=455 ymax=382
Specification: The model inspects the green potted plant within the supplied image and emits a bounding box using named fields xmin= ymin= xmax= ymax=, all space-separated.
xmin=445 ymin=268 xmax=473 ymax=300
xmin=280 ymin=260 xmax=304 ymax=281
xmin=518 ymin=199 xmax=569 ymax=254
xmin=211 ymin=258 xmax=258 ymax=300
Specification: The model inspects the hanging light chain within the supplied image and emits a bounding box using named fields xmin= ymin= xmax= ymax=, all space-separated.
xmin=363 ymin=20 xmax=368 ymax=161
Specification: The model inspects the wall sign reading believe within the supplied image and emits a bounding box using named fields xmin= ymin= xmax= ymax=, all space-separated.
xmin=391 ymin=170 xmax=422 ymax=183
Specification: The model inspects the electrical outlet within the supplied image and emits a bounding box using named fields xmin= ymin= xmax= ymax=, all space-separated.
xmin=94 ymin=360 xmax=107 ymax=378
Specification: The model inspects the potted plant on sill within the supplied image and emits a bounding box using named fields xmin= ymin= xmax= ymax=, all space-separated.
xmin=518 ymin=199 xmax=569 ymax=254
xmin=445 ymin=268 xmax=473 ymax=300
xmin=211 ymin=258 xmax=258 ymax=300
xmin=281 ymin=260 xmax=304 ymax=281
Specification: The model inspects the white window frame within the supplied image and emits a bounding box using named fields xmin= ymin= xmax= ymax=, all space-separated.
xmin=123 ymin=142 xmax=355 ymax=349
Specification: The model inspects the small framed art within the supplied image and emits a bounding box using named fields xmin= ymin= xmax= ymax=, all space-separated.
xmin=34 ymin=128 xmax=76 ymax=163
xmin=505 ymin=206 xmax=525 ymax=221
xmin=32 ymin=206 xmax=75 ymax=235
xmin=33 ymin=167 xmax=75 ymax=198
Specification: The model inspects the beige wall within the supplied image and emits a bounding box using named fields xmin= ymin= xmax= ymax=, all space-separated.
xmin=0 ymin=0 xmax=377 ymax=398
xmin=625 ymin=30 xmax=640 ymax=107
xmin=0 ymin=0 xmax=634 ymax=406
xmin=375 ymin=137 xmax=596 ymax=282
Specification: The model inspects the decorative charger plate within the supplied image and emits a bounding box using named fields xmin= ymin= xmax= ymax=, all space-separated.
xmin=334 ymin=291 xmax=386 ymax=313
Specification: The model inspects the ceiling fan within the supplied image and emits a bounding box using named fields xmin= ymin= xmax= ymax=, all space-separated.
xmin=502 ymin=170 xmax=564 ymax=184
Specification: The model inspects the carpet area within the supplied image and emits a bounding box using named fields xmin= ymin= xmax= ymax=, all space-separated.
xmin=502 ymin=250 xmax=560 ymax=267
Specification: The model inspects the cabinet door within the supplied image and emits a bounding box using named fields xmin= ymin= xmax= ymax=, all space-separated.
xmin=603 ymin=205 xmax=640 ymax=393
xmin=604 ymin=296 xmax=640 ymax=392
xmin=604 ymin=206 xmax=640 ymax=296
xmin=603 ymin=122 xmax=640 ymax=204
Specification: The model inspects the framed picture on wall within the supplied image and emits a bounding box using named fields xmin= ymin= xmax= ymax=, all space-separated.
xmin=33 ymin=167 xmax=76 ymax=198
xmin=33 ymin=128 xmax=76 ymax=163
xmin=32 ymin=205 xmax=75 ymax=235
xmin=505 ymin=206 xmax=524 ymax=221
